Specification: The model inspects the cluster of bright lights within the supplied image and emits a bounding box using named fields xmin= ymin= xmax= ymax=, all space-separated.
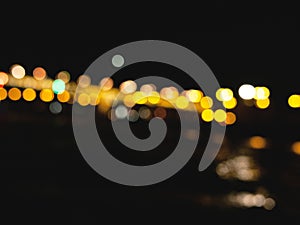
xmin=0 ymin=64 xmax=278 ymax=125
xmin=216 ymin=155 xmax=261 ymax=182
xmin=226 ymin=191 xmax=276 ymax=210
xmin=238 ymin=84 xmax=271 ymax=109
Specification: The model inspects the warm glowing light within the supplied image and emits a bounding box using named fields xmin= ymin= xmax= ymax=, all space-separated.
xmin=40 ymin=89 xmax=54 ymax=102
xmin=238 ymin=84 xmax=255 ymax=100
xmin=288 ymin=95 xmax=300 ymax=108
xmin=154 ymin=107 xmax=167 ymax=119
xmin=217 ymin=156 xmax=260 ymax=182
xmin=215 ymin=88 xmax=224 ymax=101
xmin=148 ymin=91 xmax=160 ymax=104
xmin=123 ymin=94 xmax=135 ymax=107
xmin=0 ymin=72 xmax=9 ymax=86
xmin=263 ymin=198 xmax=276 ymax=210
xmin=10 ymin=64 xmax=26 ymax=79
xmin=57 ymin=91 xmax=70 ymax=103
xmin=214 ymin=109 xmax=227 ymax=122
xmin=249 ymin=136 xmax=267 ymax=149
xmin=41 ymin=79 xmax=53 ymax=89
xmin=291 ymin=141 xmax=300 ymax=155
xmin=0 ymin=88 xmax=7 ymax=100
xmin=33 ymin=67 xmax=47 ymax=80
xmin=160 ymin=87 xmax=179 ymax=100
xmin=200 ymin=96 xmax=213 ymax=109
xmin=8 ymin=88 xmax=21 ymax=101
xmin=52 ymin=79 xmax=65 ymax=94
xmin=22 ymin=88 xmax=36 ymax=101
xmin=133 ymin=91 xmax=147 ymax=104
xmin=175 ymin=96 xmax=189 ymax=109
xmin=219 ymin=88 xmax=233 ymax=101
xmin=140 ymin=84 xmax=155 ymax=95
xmin=89 ymin=93 xmax=101 ymax=106
xmin=23 ymin=76 xmax=38 ymax=89
xmin=223 ymin=97 xmax=237 ymax=109
xmin=254 ymin=86 xmax=270 ymax=100
xmin=120 ymin=80 xmax=137 ymax=94
xmin=77 ymin=93 xmax=90 ymax=106
xmin=56 ymin=71 xmax=70 ymax=83
xmin=139 ymin=106 xmax=151 ymax=120
xmin=256 ymin=98 xmax=270 ymax=109
xmin=225 ymin=112 xmax=236 ymax=125
xmin=77 ymin=75 xmax=91 ymax=88
xmin=201 ymin=109 xmax=214 ymax=122
xmin=49 ymin=101 xmax=62 ymax=114
xmin=100 ymin=77 xmax=114 ymax=91
xmin=186 ymin=89 xmax=202 ymax=103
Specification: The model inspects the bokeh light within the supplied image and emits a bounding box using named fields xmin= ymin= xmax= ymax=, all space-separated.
xmin=133 ymin=91 xmax=147 ymax=104
xmin=140 ymin=84 xmax=155 ymax=95
xmin=225 ymin=112 xmax=236 ymax=125
xmin=216 ymin=156 xmax=260 ymax=182
xmin=112 ymin=54 xmax=125 ymax=67
xmin=22 ymin=88 xmax=36 ymax=101
xmin=200 ymin=96 xmax=213 ymax=109
xmin=216 ymin=88 xmax=224 ymax=101
xmin=160 ymin=87 xmax=179 ymax=100
xmin=49 ymin=101 xmax=62 ymax=114
xmin=256 ymin=98 xmax=270 ymax=109
xmin=33 ymin=67 xmax=47 ymax=81
xmin=219 ymin=88 xmax=233 ymax=101
xmin=238 ymin=84 xmax=255 ymax=100
xmin=288 ymin=95 xmax=300 ymax=108
xmin=0 ymin=72 xmax=9 ymax=86
xmin=223 ymin=97 xmax=237 ymax=109
xmin=8 ymin=88 xmax=21 ymax=101
xmin=77 ymin=93 xmax=90 ymax=106
xmin=201 ymin=109 xmax=214 ymax=122
xmin=254 ymin=86 xmax=270 ymax=100
xmin=56 ymin=71 xmax=70 ymax=83
xmin=57 ymin=91 xmax=70 ymax=103
xmin=40 ymin=89 xmax=54 ymax=102
xmin=186 ymin=89 xmax=202 ymax=103
xmin=0 ymin=88 xmax=7 ymax=100
xmin=115 ymin=105 xmax=128 ymax=119
xmin=100 ymin=77 xmax=114 ymax=91
xmin=120 ymin=80 xmax=137 ymax=94
xmin=127 ymin=109 xmax=139 ymax=122
xmin=123 ymin=94 xmax=135 ymax=107
xmin=175 ymin=96 xmax=189 ymax=109
xmin=139 ymin=106 xmax=152 ymax=120
xmin=291 ymin=141 xmax=300 ymax=155
xmin=154 ymin=107 xmax=167 ymax=119
xmin=77 ymin=75 xmax=91 ymax=88
xmin=263 ymin=198 xmax=276 ymax=210
xmin=148 ymin=91 xmax=160 ymax=104
xmin=10 ymin=64 xmax=26 ymax=79
xmin=214 ymin=109 xmax=227 ymax=122
xmin=52 ymin=79 xmax=66 ymax=94
xmin=89 ymin=93 xmax=101 ymax=106
xmin=249 ymin=136 xmax=267 ymax=149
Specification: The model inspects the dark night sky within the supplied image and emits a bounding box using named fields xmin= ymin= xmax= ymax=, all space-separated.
xmin=1 ymin=6 xmax=299 ymax=93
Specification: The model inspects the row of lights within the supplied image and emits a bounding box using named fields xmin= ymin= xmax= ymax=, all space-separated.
xmin=0 ymin=63 xmax=283 ymax=126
